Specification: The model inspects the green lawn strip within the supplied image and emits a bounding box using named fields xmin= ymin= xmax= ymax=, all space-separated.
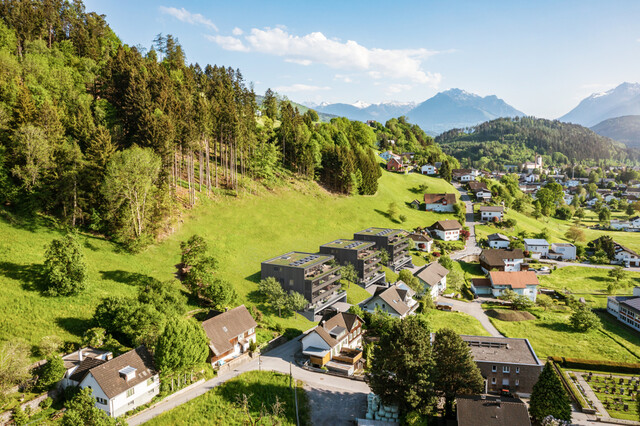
xmin=0 ymin=171 xmax=459 ymax=350
xmin=488 ymin=308 xmax=640 ymax=362
xmin=343 ymin=282 xmax=372 ymax=305
xmin=146 ymin=371 xmax=309 ymax=426
xmin=425 ymin=310 xmax=491 ymax=336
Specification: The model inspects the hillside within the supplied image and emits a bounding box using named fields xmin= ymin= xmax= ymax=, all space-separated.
xmin=0 ymin=169 xmax=458 ymax=349
xmin=559 ymin=82 xmax=640 ymax=127
xmin=591 ymin=115 xmax=640 ymax=149
xmin=407 ymin=89 xmax=524 ymax=134
xmin=435 ymin=117 xmax=636 ymax=168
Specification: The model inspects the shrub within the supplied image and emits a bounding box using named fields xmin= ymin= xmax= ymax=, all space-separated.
xmin=40 ymin=397 xmax=53 ymax=410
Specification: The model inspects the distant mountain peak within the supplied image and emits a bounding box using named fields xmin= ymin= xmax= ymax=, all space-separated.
xmin=560 ymin=82 xmax=640 ymax=127
xmin=351 ymin=100 xmax=371 ymax=109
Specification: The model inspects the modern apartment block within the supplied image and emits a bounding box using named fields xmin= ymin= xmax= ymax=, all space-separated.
xmin=319 ymin=239 xmax=385 ymax=288
xmin=353 ymin=228 xmax=413 ymax=271
xmin=261 ymin=252 xmax=345 ymax=317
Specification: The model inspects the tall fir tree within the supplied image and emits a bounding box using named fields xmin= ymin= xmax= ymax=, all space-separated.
xmin=529 ymin=362 xmax=572 ymax=423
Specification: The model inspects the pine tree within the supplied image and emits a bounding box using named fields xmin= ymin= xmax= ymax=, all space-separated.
xmin=529 ymin=362 xmax=571 ymax=423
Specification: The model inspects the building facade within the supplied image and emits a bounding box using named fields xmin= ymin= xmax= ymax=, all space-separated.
xmin=319 ymin=239 xmax=385 ymax=288
xmin=354 ymin=228 xmax=413 ymax=271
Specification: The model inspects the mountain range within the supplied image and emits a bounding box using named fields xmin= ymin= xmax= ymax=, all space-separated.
xmin=559 ymin=82 xmax=640 ymax=127
xmin=305 ymin=89 xmax=525 ymax=135
xmin=590 ymin=115 xmax=640 ymax=149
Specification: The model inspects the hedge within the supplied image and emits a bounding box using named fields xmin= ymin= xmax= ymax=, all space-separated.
xmin=549 ymin=356 xmax=640 ymax=375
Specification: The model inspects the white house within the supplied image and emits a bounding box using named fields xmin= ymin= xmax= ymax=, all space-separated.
xmin=453 ymin=168 xmax=478 ymax=182
xmin=69 ymin=346 xmax=160 ymax=418
xmin=524 ymin=239 xmax=550 ymax=259
xmin=421 ymin=164 xmax=438 ymax=175
xmin=409 ymin=232 xmax=433 ymax=252
xmin=611 ymin=219 xmax=631 ymax=231
xmin=361 ymin=282 xmax=419 ymax=318
xmin=523 ymin=174 xmax=537 ymax=183
xmin=487 ymin=233 xmax=510 ymax=249
xmin=414 ymin=262 xmax=450 ymax=299
xmin=379 ymin=150 xmax=400 ymax=161
xmin=431 ymin=220 xmax=462 ymax=241
xmin=614 ymin=244 xmax=640 ymax=267
xmin=479 ymin=206 xmax=504 ymax=222
xmin=61 ymin=348 xmax=113 ymax=389
xmin=202 ymin=305 xmax=257 ymax=367
xmin=424 ymin=193 xmax=456 ymax=212
xmin=487 ymin=271 xmax=539 ymax=302
xmin=548 ymin=243 xmax=576 ymax=261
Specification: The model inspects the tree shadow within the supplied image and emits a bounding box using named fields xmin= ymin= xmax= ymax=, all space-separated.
xmin=537 ymin=321 xmax=575 ymax=333
xmin=99 ymin=270 xmax=158 ymax=286
xmin=55 ymin=316 xmax=88 ymax=338
xmin=588 ymin=276 xmax=609 ymax=283
xmin=83 ymin=239 xmax=100 ymax=252
xmin=0 ymin=261 xmax=46 ymax=293
xmin=373 ymin=209 xmax=400 ymax=223
xmin=408 ymin=185 xmax=427 ymax=195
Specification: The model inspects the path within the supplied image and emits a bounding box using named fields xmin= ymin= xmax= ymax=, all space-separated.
xmin=452 ymin=183 xmax=481 ymax=260
xmin=128 ymin=334 xmax=370 ymax=425
xmin=540 ymin=258 xmax=640 ymax=273
xmin=574 ymin=372 xmax=610 ymax=422
xmin=442 ymin=297 xmax=503 ymax=337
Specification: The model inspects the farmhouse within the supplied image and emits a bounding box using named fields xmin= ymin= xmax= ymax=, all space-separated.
xmin=460 ymin=335 xmax=543 ymax=396
xmin=479 ymin=206 xmax=504 ymax=222
xmin=479 ymin=249 xmax=525 ymax=273
xmin=430 ymin=219 xmax=462 ymax=241
xmin=361 ymin=282 xmax=419 ymax=318
xmin=487 ymin=233 xmax=510 ymax=249
xmin=414 ymin=262 xmax=449 ymax=299
xmin=300 ymin=312 xmax=364 ymax=375
xmin=424 ymin=193 xmax=456 ymax=212
xmin=202 ymin=305 xmax=257 ymax=367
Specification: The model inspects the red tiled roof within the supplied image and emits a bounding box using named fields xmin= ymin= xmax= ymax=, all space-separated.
xmin=489 ymin=271 xmax=539 ymax=289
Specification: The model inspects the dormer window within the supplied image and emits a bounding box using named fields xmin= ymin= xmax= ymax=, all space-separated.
xmin=119 ymin=366 xmax=137 ymax=381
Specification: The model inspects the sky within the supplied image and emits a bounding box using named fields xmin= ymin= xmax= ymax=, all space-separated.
xmin=84 ymin=0 xmax=640 ymax=118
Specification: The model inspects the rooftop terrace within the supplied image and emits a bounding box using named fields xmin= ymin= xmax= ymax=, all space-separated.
xmin=321 ymin=239 xmax=375 ymax=250
xmin=263 ymin=252 xmax=334 ymax=268
xmin=355 ymin=227 xmax=406 ymax=238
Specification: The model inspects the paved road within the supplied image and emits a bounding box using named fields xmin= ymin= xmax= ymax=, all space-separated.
xmin=452 ymin=183 xmax=481 ymax=260
xmin=442 ymin=297 xmax=503 ymax=337
xmin=128 ymin=334 xmax=370 ymax=425
xmin=540 ymin=258 xmax=640 ymax=273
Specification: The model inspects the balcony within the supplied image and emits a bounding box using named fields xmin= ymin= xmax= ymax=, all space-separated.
xmin=361 ymin=271 xmax=386 ymax=287
xmin=308 ymin=271 xmax=341 ymax=291
xmin=357 ymin=249 xmax=378 ymax=260
xmin=393 ymin=241 xmax=409 ymax=253
xmin=305 ymin=264 xmax=341 ymax=280
xmin=363 ymin=264 xmax=382 ymax=277
xmin=389 ymin=234 xmax=409 ymax=245
xmin=310 ymin=287 xmax=346 ymax=309
xmin=391 ymin=254 xmax=412 ymax=268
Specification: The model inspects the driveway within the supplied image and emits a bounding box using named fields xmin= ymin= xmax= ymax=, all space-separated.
xmin=540 ymin=258 xmax=640 ymax=273
xmin=128 ymin=333 xmax=370 ymax=425
xmin=442 ymin=297 xmax=503 ymax=337
xmin=304 ymin=383 xmax=368 ymax=426
xmin=452 ymin=183 xmax=481 ymax=260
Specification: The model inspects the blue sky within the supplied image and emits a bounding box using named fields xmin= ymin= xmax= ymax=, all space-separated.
xmin=85 ymin=0 xmax=640 ymax=118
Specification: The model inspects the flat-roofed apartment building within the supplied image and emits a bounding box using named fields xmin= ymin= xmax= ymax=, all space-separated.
xmin=319 ymin=239 xmax=385 ymax=288
xmin=261 ymin=252 xmax=345 ymax=317
xmin=460 ymin=335 xmax=543 ymax=397
xmin=353 ymin=228 xmax=413 ymax=271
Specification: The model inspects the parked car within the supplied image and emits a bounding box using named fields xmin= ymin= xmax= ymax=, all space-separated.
xmin=539 ymin=266 xmax=549 ymax=272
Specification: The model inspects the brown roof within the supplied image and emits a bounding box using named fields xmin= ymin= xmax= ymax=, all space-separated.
xmin=69 ymin=357 xmax=106 ymax=382
xmin=479 ymin=206 xmax=504 ymax=212
xmin=311 ymin=312 xmax=362 ymax=348
xmin=489 ymin=271 xmax=539 ymax=289
xmin=468 ymin=181 xmax=488 ymax=191
xmin=374 ymin=286 xmax=413 ymax=317
xmin=415 ymin=262 xmax=449 ymax=287
xmin=456 ymin=395 xmax=531 ymax=426
xmin=480 ymin=249 xmax=524 ymax=268
xmin=202 ymin=305 xmax=257 ymax=356
xmin=85 ymin=346 xmax=157 ymax=399
xmin=424 ymin=193 xmax=456 ymax=205
xmin=471 ymin=278 xmax=492 ymax=288
xmin=409 ymin=232 xmax=432 ymax=242
xmin=432 ymin=219 xmax=462 ymax=231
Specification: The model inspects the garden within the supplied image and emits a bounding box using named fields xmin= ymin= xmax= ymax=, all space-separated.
xmin=567 ymin=370 xmax=639 ymax=421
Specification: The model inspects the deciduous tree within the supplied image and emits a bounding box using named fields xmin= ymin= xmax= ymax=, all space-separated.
xmin=43 ymin=233 xmax=87 ymax=296
xmin=155 ymin=319 xmax=209 ymax=371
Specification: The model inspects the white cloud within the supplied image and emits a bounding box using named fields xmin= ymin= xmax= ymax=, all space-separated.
xmin=232 ymin=27 xmax=244 ymax=36
xmin=159 ymin=6 xmax=218 ymax=31
xmin=274 ymin=84 xmax=331 ymax=93
xmin=205 ymin=35 xmax=248 ymax=52
xmin=334 ymin=74 xmax=353 ymax=83
xmin=209 ymin=26 xmax=442 ymax=86
xmin=386 ymin=84 xmax=413 ymax=94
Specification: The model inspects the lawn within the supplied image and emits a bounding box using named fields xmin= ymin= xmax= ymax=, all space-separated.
xmin=426 ymin=310 xmax=491 ymax=336
xmin=146 ymin=371 xmax=309 ymax=426
xmin=488 ymin=308 xmax=640 ymax=362
xmin=0 ymin=169 xmax=458 ymax=352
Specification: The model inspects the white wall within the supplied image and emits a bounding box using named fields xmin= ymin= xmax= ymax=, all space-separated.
xmin=489 ymin=240 xmax=510 ymax=249
xmin=80 ymin=371 xmax=160 ymax=418
xmin=301 ymin=332 xmax=331 ymax=352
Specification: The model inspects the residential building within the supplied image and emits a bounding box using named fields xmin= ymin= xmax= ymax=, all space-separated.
xmin=460 ymin=335 xmax=544 ymax=396
xmin=61 ymin=348 xmax=113 ymax=389
xmin=522 ymin=155 xmax=543 ymax=172
xmin=300 ymin=312 xmax=364 ymax=375
xmin=409 ymin=199 xmax=421 ymax=210
xmin=386 ymin=157 xmax=404 ymax=173
xmin=487 ymin=233 xmax=510 ymax=249
xmin=453 ymin=168 xmax=479 ymax=182
xmin=431 ymin=220 xmax=462 ymax=241
xmin=202 ymin=305 xmax=257 ymax=367
xmin=319 ymin=239 xmax=385 ymax=288
xmin=261 ymin=252 xmax=344 ymax=316
xmin=523 ymin=238 xmax=550 ymax=258
xmin=607 ymin=287 xmax=640 ymax=332
xmin=456 ymin=395 xmax=531 ymax=426
xmin=479 ymin=249 xmax=525 ymax=273
xmin=361 ymin=282 xmax=418 ymax=318
xmin=548 ymin=243 xmax=576 ymax=261
xmin=379 ymin=151 xmax=400 ymax=161
xmin=424 ymin=193 xmax=456 ymax=212
xmin=479 ymin=206 xmax=504 ymax=222
xmin=354 ymin=228 xmax=413 ymax=271
xmin=614 ymin=244 xmax=640 ymax=267
xmin=472 ymin=271 xmax=539 ymax=302
xmin=414 ymin=262 xmax=449 ymax=298
xmin=409 ymin=232 xmax=433 ymax=252
xmin=420 ymin=164 xmax=437 ymax=175
xmin=611 ymin=216 xmax=640 ymax=231
xmin=563 ymin=194 xmax=574 ymax=205
xmin=469 ymin=181 xmax=492 ymax=202
xmin=64 ymin=346 xmax=160 ymax=418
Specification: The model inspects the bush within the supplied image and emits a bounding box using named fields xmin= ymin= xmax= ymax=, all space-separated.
xmin=549 ymin=356 xmax=640 ymax=375
xmin=40 ymin=397 xmax=53 ymax=410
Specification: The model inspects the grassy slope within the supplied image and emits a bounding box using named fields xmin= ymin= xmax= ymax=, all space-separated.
xmin=146 ymin=371 xmax=309 ymax=426
xmin=0 ymin=170 xmax=458 ymax=349
xmin=427 ymin=310 xmax=490 ymax=336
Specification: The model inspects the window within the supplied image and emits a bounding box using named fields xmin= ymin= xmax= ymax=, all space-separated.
xmin=491 ymin=377 xmax=496 ymax=384
xmin=516 ymin=367 xmax=520 ymax=374
xmin=147 ymin=377 xmax=154 ymax=386
xmin=503 ymin=366 xmax=510 ymax=373
xmin=96 ymin=397 xmax=107 ymax=405
xmin=289 ymin=279 xmax=294 ymax=287
xmin=491 ymin=365 xmax=497 ymax=372
xmin=126 ymin=388 xmax=135 ymax=398
xmin=515 ymin=379 xmax=520 ymax=386
xmin=273 ymin=267 xmax=280 ymax=272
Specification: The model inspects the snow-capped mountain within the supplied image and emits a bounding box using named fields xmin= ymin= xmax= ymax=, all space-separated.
xmin=306 ymin=101 xmax=417 ymax=123
xmin=559 ymin=82 xmax=640 ymax=127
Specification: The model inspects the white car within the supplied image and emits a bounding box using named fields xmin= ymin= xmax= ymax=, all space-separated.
xmin=539 ymin=266 xmax=550 ymax=272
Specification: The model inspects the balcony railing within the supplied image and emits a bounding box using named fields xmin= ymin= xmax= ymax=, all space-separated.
xmin=311 ymin=286 xmax=345 ymax=306
xmin=357 ymin=250 xmax=377 ymax=260
xmin=363 ymin=264 xmax=382 ymax=277
xmin=305 ymin=264 xmax=341 ymax=280
xmin=393 ymin=241 xmax=410 ymax=253
xmin=310 ymin=273 xmax=341 ymax=293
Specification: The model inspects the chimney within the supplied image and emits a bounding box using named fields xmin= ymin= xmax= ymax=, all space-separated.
xmin=78 ymin=349 xmax=83 ymax=361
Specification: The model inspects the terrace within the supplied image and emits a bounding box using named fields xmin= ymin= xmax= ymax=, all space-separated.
xmin=358 ymin=249 xmax=378 ymax=260
xmin=310 ymin=287 xmax=346 ymax=310
xmin=265 ymin=252 xmax=333 ymax=268
xmin=305 ymin=263 xmax=341 ymax=281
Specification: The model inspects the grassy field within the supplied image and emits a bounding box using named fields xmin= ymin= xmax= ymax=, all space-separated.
xmin=146 ymin=371 xmax=309 ymax=426
xmin=0 ymin=169 xmax=458 ymax=351
xmin=426 ymin=310 xmax=491 ymax=336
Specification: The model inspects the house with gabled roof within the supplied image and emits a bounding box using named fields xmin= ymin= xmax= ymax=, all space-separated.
xmin=409 ymin=232 xmax=433 ymax=252
xmin=431 ymin=220 xmax=462 ymax=241
xmin=479 ymin=206 xmax=504 ymax=222
xmin=479 ymin=249 xmax=525 ymax=273
xmin=300 ymin=312 xmax=364 ymax=375
xmin=487 ymin=233 xmax=510 ymax=249
xmin=472 ymin=271 xmax=539 ymax=302
xmin=379 ymin=150 xmax=400 ymax=161
xmin=66 ymin=346 xmax=160 ymax=418
xmin=424 ymin=193 xmax=456 ymax=212
xmin=361 ymin=282 xmax=419 ymax=318
xmin=468 ymin=181 xmax=492 ymax=202
xmin=420 ymin=164 xmax=438 ymax=175
xmin=523 ymin=238 xmax=549 ymax=258
xmin=386 ymin=157 xmax=405 ymax=173
xmin=456 ymin=395 xmax=531 ymax=426
xmin=201 ymin=305 xmax=257 ymax=367
xmin=414 ymin=262 xmax=449 ymax=298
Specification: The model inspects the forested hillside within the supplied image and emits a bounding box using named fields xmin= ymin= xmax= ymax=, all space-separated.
xmin=436 ymin=117 xmax=638 ymax=169
xmin=0 ymin=0 xmax=454 ymax=251
xmin=591 ymin=115 xmax=640 ymax=149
